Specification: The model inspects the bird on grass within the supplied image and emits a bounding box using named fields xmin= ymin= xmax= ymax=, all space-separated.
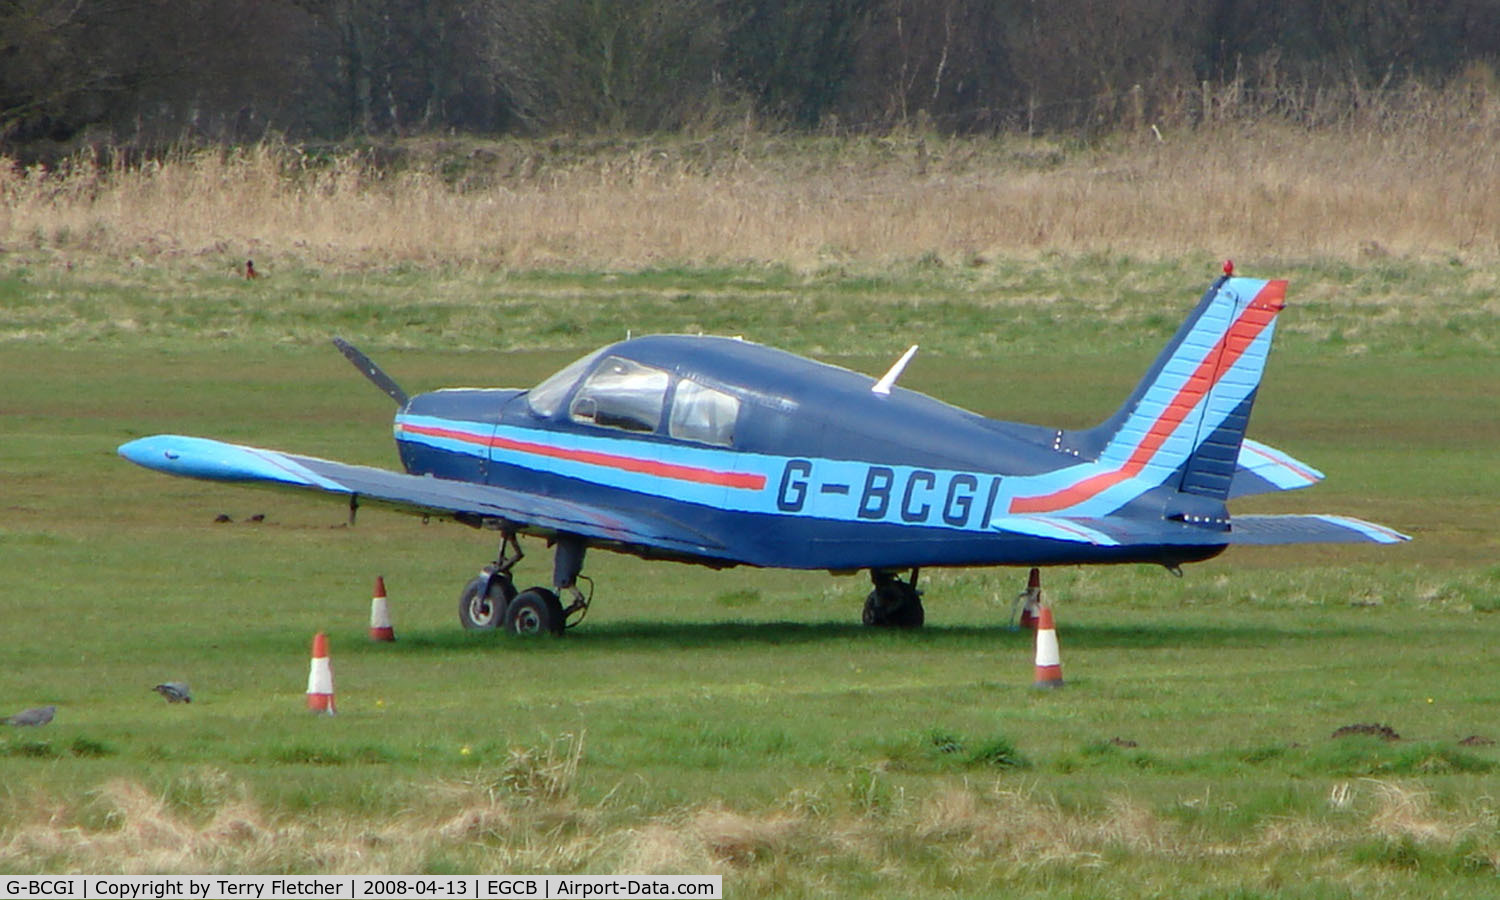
xmin=5 ymin=705 xmax=56 ymax=726
xmin=153 ymin=682 xmax=192 ymax=703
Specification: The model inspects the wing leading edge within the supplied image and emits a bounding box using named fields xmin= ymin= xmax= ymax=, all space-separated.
xmin=117 ymin=435 xmax=726 ymax=559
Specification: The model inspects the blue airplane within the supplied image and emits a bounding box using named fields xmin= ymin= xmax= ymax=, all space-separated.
xmin=119 ymin=267 xmax=1407 ymax=636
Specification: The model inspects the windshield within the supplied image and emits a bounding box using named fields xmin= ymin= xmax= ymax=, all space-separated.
xmin=526 ymin=348 xmax=606 ymax=417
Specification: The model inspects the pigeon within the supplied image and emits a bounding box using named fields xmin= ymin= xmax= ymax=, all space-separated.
xmin=5 ymin=705 xmax=56 ymax=726
xmin=153 ymin=682 xmax=192 ymax=704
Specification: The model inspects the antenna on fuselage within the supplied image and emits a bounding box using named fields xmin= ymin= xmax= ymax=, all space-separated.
xmin=871 ymin=345 xmax=919 ymax=396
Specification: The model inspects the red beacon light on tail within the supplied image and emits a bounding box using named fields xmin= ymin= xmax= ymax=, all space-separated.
xmin=1223 ymin=259 xmax=1235 ymax=276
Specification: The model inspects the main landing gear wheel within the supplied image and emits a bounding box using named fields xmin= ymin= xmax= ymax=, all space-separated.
xmin=459 ymin=530 xmax=588 ymax=638
xmin=458 ymin=571 xmax=517 ymax=631
xmin=863 ymin=570 xmax=925 ymax=629
xmin=504 ymin=587 xmax=566 ymax=636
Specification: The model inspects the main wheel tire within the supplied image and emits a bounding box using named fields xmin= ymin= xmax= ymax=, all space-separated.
xmin=862 ymin=581 xmax=925 ymax=629
xmin=458 ymin=573 xmax=517 ymax=630
xmin=504 ymin=587 xmax=566 ymax=636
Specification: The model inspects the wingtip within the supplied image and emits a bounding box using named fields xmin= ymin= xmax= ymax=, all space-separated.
xmin=118 ymin=435 xmax=173 ymax=469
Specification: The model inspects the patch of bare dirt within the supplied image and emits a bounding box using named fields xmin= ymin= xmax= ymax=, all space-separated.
xmin=1331 ymin=723 xmax=1400 ymax=741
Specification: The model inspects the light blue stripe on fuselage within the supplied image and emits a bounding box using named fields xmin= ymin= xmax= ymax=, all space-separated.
xmin=396 ymin=414 xmax=1018 ymax=532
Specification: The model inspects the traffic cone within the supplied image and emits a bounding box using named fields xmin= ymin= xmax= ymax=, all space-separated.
xmin=1017 ymin=567 xmax=1042 ymax=630
xmin=306 ymin=632 xmax=336 ymax=714
xmin=1032 ymin=605 xmax=1064 ymax=689
xmin=368 ymin=576 xmax=395 ymax=642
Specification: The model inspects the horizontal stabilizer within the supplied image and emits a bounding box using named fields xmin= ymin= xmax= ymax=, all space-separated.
xmin=1225 ymin=514 xmax=1408 ymax=545
xmin=117 ymin=435 xmax=724 ymax=556
xmin=991 ymin=511 xmax=1407 ymax=547
xmin=1230 ymin=437 xmax=1325 ymax=498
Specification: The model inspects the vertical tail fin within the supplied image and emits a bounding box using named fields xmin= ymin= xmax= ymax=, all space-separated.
xmin=1102 ymin=273 xmax=1287 ymax=501
xmin=1010 ymin=274 xmax=1286 ymax=515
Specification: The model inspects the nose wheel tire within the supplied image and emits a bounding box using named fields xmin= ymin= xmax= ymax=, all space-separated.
xmin=505 ymin=587 xmax=566 ymax=637
xmin=459 ymin=572 xmax=517 ymax=630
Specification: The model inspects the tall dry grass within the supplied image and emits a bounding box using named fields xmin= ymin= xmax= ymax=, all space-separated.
xmin=2 ymin=773 xmax=1496 ymax=886
xmin=3 ymin=88 xmax=1500 ymax=271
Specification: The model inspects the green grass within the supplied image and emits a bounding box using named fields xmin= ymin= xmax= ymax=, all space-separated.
xmin=1 ymin=254 xmax=1497 ymax=893
xmin=4 ymin=251 xmax=1498 ymax=359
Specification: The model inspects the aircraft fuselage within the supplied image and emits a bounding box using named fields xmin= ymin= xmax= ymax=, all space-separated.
xmin=393 ymin=336 xmax=1224 ymax=571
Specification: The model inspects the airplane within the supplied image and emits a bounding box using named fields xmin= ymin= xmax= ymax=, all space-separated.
xmin=118 ymin=264 xmax=1408 ymax=636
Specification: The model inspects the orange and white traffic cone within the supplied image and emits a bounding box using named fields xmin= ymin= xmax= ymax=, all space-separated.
xmin=1016 ymin=567 xmax=1042 ymax=630
xmin=1032 ymin=605 xmax=1064 ymax=689
xmin=369 ymin=576 xmax=395 ymax=642
xmin=306 ymin=631 xmax=336 ymax=714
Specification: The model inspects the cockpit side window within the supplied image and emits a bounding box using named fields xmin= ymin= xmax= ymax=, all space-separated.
xmin=569 ymin=356 xmax=670 ymax=433
xmin=669 ymin=378 xmax=739 ymax=446
xmin=527 ymin=348 xmax=606 ymax=418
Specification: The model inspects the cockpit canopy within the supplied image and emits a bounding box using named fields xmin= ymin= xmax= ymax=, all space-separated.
xmin=527 ymin=348 xmax=740 ymax=447
xmin=518 ymin=334 xmax=1047 ymax=470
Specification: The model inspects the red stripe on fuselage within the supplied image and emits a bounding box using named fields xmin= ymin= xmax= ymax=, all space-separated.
xmin=399 ymin=423 xmax=768 ymax=491
xmin=1009 ymin=280 xmax=1286 ymax=514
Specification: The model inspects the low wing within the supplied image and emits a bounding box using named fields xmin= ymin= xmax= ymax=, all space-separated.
xmin=1229 ymin=437 xmax=1325 ymax=498
xmin=990 ymin=512 xmax=1408 ymax=547
xmin=117 ymin=435 xmax=727 ymax=559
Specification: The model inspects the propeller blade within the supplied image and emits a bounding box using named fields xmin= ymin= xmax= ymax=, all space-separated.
xmin=332 ymin=337 xmax=410 ymax=407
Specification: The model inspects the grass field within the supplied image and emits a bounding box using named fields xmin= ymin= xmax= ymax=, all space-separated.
xmin=2 ymin=142 xmax=1499 ymax=894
